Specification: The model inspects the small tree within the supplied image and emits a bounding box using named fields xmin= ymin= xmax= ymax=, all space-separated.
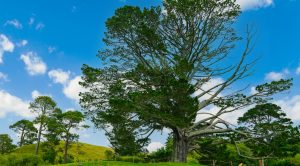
xmin=9 ymin=119 xmax=37 ymax=147
xmin=237 ymin=103 xmax=300 ymax=160
xmin=30 ymin=96 xmax=57 ymax=155
xmin=61 ymin=110 xmax=87 ymax=164
xmin=43 ymin=108 xmax=64 ymax=164
xmin=0 ymin=134 xmax=16 ymax=154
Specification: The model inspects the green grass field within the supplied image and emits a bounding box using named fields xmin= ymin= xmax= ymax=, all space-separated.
xmin=13 ymin=142 xmax=111 ymax=161
xmin=55 ymin=161 xmax=202 ymax=166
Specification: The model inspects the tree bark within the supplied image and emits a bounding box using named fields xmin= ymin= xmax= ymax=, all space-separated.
xmin=35 ymin=123 xmax=43 ymax=155
xmin=20 ymin=128 xmax=25 ymax=147
xmin=64 ymin=137 xmax=69 ymax=164
xmin=172 ymin=131 xmax=189 ymax=163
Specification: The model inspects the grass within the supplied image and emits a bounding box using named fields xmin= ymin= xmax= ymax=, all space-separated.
xmin=54 ymin=161 xmax=203 ymax=166
xmin=13 ymin=142 xmax=111 ymax=161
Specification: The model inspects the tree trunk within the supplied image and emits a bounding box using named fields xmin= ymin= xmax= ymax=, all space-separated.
xmin=172 ymin=131 xmax=189 ymax=163
xmin=35 ymin=123 xmax=43 ymax=155
xmin=64 ymin=138 xmax=69 ymax=164
xmin=20 ymin=128 xmax=25 ymax=147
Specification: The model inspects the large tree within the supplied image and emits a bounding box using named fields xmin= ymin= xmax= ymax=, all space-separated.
xmin=80 ymin=0 xmax=292 ymax=162
xmin=30 ymin=96 xmax=57 ymax=155
xmin=0 ymin=134 xmax=16 ymax=154
xmin=9 ymin=119 xmax=37 ymax=147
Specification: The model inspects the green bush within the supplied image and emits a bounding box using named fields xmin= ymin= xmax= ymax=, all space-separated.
xmin=104 ymin=150 xmax=115 ymax=160
xmin=0 ymin=153 xmax=45 ymax=166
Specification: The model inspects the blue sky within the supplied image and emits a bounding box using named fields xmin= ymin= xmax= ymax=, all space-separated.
xmin=0 ymin=0 xmax=300 ymax=152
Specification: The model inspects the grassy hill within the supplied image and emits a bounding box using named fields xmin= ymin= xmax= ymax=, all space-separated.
xmin=12 ymin=142 xmax=111 ymax=161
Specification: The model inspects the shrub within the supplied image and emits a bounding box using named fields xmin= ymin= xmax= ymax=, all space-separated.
xmin=3 ymin=153 xmax=45 ymax=166
xmin=104 ymin=150 xmax=115 ymax=160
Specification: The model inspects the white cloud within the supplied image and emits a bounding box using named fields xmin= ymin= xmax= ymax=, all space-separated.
xmin=192 ymin=77 xmax=224 ymax=101
xmin=20 ymin=52 xmax=47 ymax=75
xmin=28 ymin=17 xmax=35 ymax=26
xmin=31 ymin=90 xmax=50 ymax=99
xmin=275 ymin=95 xmax=300 ymax=121
xmin=0 ymin=90 xmax=32 ymax=118
xmin=265 ymin=72 xmax=285 ymax=81
xmin=0 ymin=34 xmax=14 ymax=63
xmin=48 ymin=69 xmax=70 ymax=85
xmin=16 ymin=40 xmax=28 ymax=47
xmin=236 ymin=0 xmax=273 ymax=10
xmin=35 ymin=22 xmax=45 ymax=30
xmin=63 ymin=76 xmax=86 ymax=102
xmin=147 ymin=142 xmax=164 ymax=153
xmin=4 ymin=19 xmax=23 ymax=29
xmin=48 ymin=46 xmax=56 ymax=53
xmin=250 ymin=86 xmax=258 ymax=95
xmin=0 ymin=72 xmax=8 ymax=82
xmin=296 ymin=66 xmax=300 ymax=75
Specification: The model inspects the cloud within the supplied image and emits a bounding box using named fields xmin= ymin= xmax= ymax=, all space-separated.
xmin=0 ymin=90 xmax=32 ymax=118
xmin=4 ymin=19 xmax=23 ymax=29
xmin=31 ymin=90 xmax=51 ymax=99
xmin=48 ymin=69 xmax=70 ymax=85
xmin=35 ymin=22 xmax=45 ymax=30
xmin=192 ymin=77 xmax=224 ymax=101
xmin=236 ymin=0 xmax=273 ymax=10
xmin=20 ymin=52 xmax=47 ymax=75
xmin=265 ymin=69 xmax=289 ymax=81
xmin=147 ymin=142 xmax=164 ymax=153
xmin=48 ymin=46 xmax=56 ymax=53
xmin=63 ymin=76 xmax=86 ymax=102
xmin=16 ymin=40 xmax=28 ymax=47
xmin=296 ymin=66 xmax=300 ymax=75
xmin=28 ymin=17 xmax=35 ymax=26
xmin=0 ymin=72 xmax=8 ymax=82
xmin=275 ymin=95 xmax=300 ymax=121
xmin=0 ymin=34 xmax=14 ymax=63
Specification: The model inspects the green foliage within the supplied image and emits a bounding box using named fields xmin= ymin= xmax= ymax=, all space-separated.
xmin=0 ymin=153 xmax=44 ymax=166
xmin=237 ymin=103 xmax=300 ymax=158
xmin=0 ymin=134 xmax=16 ymax=154
xmin=116 ymin=156 xmax=145 ymax=163
xmin=9 ymin=119 xmax=37 ymax=147
xmin=104 ymin=150 xmax=115 ymax=160
xmin=80 ymin=0 xmax=294 ymax=162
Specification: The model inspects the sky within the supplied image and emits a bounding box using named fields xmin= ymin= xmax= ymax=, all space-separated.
xmin=0 ymin=0 xmax=300 ymax=152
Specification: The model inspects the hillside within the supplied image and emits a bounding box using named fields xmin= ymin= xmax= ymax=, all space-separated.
xmin=12 ymin=142 xmax=111 ymax=161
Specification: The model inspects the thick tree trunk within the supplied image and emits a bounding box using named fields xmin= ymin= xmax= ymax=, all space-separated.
xmin=172 ymin=131 xmax=189 ymax=163
xmin=64 ymin=138 xmax=69 ymax=164
xmin=35 ymin=123 xmax=43 ymax=155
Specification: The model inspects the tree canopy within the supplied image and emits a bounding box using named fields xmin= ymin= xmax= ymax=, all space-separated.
xmin=80 ymin=0 xmax=292 ymax=162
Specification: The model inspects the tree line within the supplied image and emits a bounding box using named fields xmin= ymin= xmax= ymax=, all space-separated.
xmin=0 ymin=96 xmax=87 ymax=164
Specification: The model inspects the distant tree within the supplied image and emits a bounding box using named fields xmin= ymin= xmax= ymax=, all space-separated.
xmin=43 ymin=108 xmax=64 ymax=164
xmin=9 ymin=119 xmax=37 ymax=147
xmin=0 ymin=134 xmax=16 ymax=154
xmin=80 ymin=0 xmax=293 ymax=162
xmin=30 ymin=96 xmax=57 ymax=155
xmin=60 ymin=110 xmax=87 ymax=164
xmin=237 ymin=103 xmax=300 ymax=159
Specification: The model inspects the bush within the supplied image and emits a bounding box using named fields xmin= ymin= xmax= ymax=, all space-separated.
xmin=104 ymin=150 xmax=115 ymax=160
xmin=148 ymin=147 xmax=172 ymax=162
xmin=0 ymin=153 xmax=45 ymax=166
